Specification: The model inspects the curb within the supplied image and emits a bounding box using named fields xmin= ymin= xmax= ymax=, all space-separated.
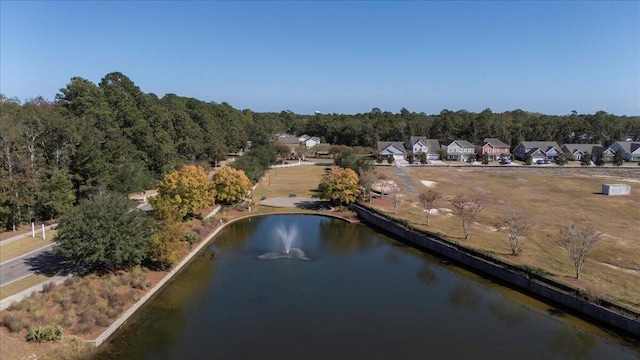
xmin=0 ymin=276 xmax=69 ymax=310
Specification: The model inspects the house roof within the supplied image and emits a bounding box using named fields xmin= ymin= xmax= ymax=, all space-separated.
xmin=425 ymin=139 xmax=440 ymax=154
xmin=611 ymin=141 xmax=640 ymax=154
xmin=518 ymin=141 xmax=561 ymax=151
xmin=480 ymin=138 xmax=510 ymax=148
xmin=409 ymin=136 xmax=428 ymax=146
xmin=409 ymin=137 xmax=440 ymax=154
xmin=377 ymin=141 xmax=406 ymax=154
xmin=561 ymin=144 xmax=603 ymax=155
xmin=275 ymin=134 xmax=300 ymax=145
xmin=443 ymin=139 xmax=474 ymax=148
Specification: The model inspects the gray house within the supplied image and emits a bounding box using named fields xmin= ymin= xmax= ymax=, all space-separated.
xmin=406 ymin=136 xmax=440 ymax=161
xmin=561 ymin=144 xmax=604 ymax=162
xmin=377 ymin=141 xmax=407 ymax=161
xmin=441 ymin=139 xmax=475 ymax=161
xmin=608 ymin=141 xmax=640 ymax=162
xmin=513 ymin=141 xmax=562 ymax=162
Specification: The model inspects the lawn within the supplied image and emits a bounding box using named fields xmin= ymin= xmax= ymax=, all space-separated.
xmin=0 ymin=236 xmax=53 ymax=263
xmin=252 ymin=164 xmax=331 ymax=200
xmin=369 ymin=165 xmax=640 ymax=312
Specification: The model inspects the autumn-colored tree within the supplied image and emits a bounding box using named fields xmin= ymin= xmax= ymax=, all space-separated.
xmin=148 ymin=196 xmax=184 ymax=269
xmin=418 ymin=189 xmax=442 ymax=226
xmin=156 ymin=165 xmax=216 ymax=218
xmin=318 ymin=167 xmax=360 ymax=207
xmin=211 ymin=167 xmax=252 ymax=204
xmin=451 ymin=194 xmax=484 ymax=239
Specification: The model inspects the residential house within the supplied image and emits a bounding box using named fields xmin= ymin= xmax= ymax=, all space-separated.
xmin=474 ymin=138 xmax=511 ymax=161
xmin=608 ymin=141 xmax=640 ymax=162
xmin=513 ymin=141 xmax=562 ymax=162
xmin=441 ymin=140 xmax=475 ymax=161
xmin=406 ymin=136 xmax=441 ymax=161
xmin=299 ymin=134 xmax=321 ymax=148
xmin=560 ymin=144 xmax=604 ymax=162
xmin=274 ymin=134 xmax=301 ymax=157
xmin=377 ymin=141 xmax=407 ymax=161
xmin=601 ymin=147 xmax=616 ymax=162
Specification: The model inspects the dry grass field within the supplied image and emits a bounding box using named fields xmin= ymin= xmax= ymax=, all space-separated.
xmin=254 ymin=164 xmax=640 ymax=313
xmin=370 ymin=166 xmax=640 ymax=312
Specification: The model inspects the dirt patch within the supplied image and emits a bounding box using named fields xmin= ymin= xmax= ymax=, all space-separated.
xmin=420 ymin=180 xmax=437 ymax=187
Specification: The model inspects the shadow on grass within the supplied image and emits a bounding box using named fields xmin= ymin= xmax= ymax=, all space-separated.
xmin=295 ymin=200 xmax=332 ymax=210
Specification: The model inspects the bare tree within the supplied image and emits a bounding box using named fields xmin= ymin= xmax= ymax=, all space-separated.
xmin=359 ymin=170 xmax=378 ymax=202
xmin=556 ymin=225 xmax=603 ymax=279
xmin=451 ymin=194 xmax=484 ymax=239
xmin=499 ymin=209 xmax=534 ymax=256
xmin=419 ymin=189 xmax=442 ymax=226
xmin=391 ymin=185 xmax=404 ymax=214
xmin=377 ymin=173 xmax=390 ymax=198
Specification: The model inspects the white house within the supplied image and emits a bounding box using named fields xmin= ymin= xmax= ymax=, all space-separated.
xmin=407 ymin=136 xmax=440 ymax=161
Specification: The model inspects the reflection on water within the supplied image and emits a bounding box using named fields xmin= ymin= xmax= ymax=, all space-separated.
xmin=94 ymin=215 xmax=639 ymax=360
xmin=257 ymin=248 xmax=311 ymax=260
xmin=551 ymin=327 xmax=597 ymax=360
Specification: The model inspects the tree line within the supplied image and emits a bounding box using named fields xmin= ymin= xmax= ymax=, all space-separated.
xmin=257 ymin=108 xmax=640 ymax=150
xmin=2 ymin=71 xmax=639 ymax=230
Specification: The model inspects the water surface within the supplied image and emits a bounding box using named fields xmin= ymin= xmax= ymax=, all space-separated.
xmin=95 ymin=215 xmax=638 ymax=359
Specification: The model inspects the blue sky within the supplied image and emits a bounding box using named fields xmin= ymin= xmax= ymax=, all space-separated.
xmin=1 ymin=1 xmax=639 ymax=115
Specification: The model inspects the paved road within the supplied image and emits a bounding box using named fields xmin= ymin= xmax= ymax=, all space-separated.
xmin=0 ymin=244 xmax=54 ymax=286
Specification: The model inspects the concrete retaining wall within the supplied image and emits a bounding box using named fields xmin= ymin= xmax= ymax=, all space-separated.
xmin=87 ymin=218 xmax=228 ymax=346
xmin=353 ymin=204 xmax=640 ymax=338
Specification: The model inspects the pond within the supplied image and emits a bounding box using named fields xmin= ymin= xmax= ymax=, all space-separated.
xmin=94 ymin=215 xmax=638 ymax=359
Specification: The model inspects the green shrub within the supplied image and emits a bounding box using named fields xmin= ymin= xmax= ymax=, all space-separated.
xmin=26 ymin=325 xmax=62 ymax=342
xmin=183 ymin=232 xmax=198 ymax=245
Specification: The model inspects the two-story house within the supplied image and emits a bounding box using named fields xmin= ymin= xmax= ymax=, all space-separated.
xmin=406 ymin=136 xmax=441 ymax=161
xmin=474 ymin=138 xmax=511 ymax=161
xmin=441 ymin=140 xmax=475 ymax=161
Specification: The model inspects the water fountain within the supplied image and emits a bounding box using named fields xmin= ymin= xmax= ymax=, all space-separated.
xmin=257 ymin=224 xmax=310 ymax=260
xmin=277 ymin=224 xmax=297 ymax=254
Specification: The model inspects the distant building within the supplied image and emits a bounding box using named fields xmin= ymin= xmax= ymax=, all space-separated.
xmin=513 ymin=141 xmax=562 ymax=162
xmin=441 ymin=139 xmax=475 ymax=161
xmin=377 ymin=141 xmax=407 ymax=161
xmin=560 ymin=144 xmax=604 ymax=162
xmin=474 ymin=138 xmax=511 ymax=161
xmin=406 ymin=136 xmax=440 ymax=161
